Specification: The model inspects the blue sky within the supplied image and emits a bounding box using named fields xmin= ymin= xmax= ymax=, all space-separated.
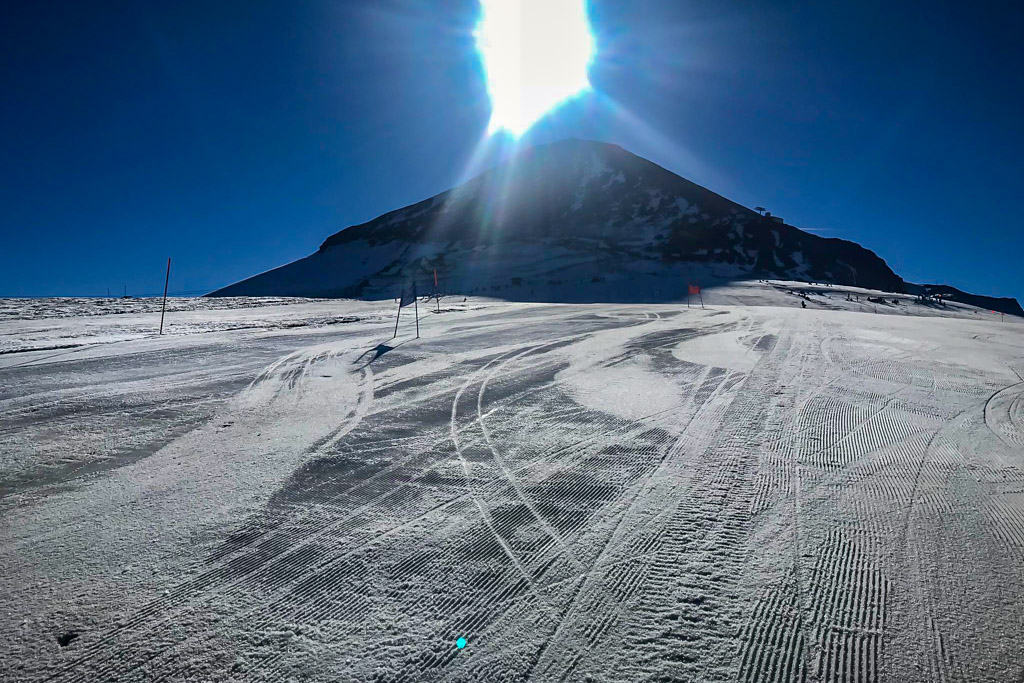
xmin=2 ymin=0 xmax=1021 ymax=300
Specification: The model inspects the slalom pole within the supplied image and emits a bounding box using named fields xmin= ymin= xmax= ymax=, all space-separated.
xmin=393 ymin=282 xmax=403 ymax=339
xmin=159 ymin=257 xmax=171 ymax=335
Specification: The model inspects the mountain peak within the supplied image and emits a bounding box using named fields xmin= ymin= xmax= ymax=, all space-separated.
xmin=209 ymin=140 xmax=1017 ymax=315
xmin=317 ymin=136 xmax=753 ymax=254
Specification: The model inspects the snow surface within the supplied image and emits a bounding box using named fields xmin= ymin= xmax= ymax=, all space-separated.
xmin=2 ymin=281 xmax=1024 ymax=682
xmin=672 ymin=328 xmax=761 ymax=372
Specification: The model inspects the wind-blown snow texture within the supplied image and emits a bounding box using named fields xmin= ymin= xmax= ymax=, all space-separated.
xmin=209 ymin=139 xmax=914 ymax=303
xmin=3 ymin=282 xmax=1024 ymax=682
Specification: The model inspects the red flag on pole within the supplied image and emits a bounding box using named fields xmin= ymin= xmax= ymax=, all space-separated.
xmin=687 ymin=283 xmax=704 ymax=309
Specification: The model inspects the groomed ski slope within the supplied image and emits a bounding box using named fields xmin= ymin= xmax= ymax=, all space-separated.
xmin=2 ymin=282 xmax=1023 ymax=682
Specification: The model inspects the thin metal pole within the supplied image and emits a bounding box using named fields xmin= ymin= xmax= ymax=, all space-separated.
xmin=159 ymin=257 xmax=171 ymax=335
xmin=393 ymin=284 xmax=403 ymax=339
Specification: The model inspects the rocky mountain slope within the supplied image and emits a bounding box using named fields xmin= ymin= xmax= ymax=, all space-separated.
xmin=209 ymin=139 xmax=1018 ymax=314
xmin=907 ymin=283 xmax=1024 ymax=316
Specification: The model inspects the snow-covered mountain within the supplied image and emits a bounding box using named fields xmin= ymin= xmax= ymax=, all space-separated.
xmin=210 ymin=139 xmax=1008 ymax=309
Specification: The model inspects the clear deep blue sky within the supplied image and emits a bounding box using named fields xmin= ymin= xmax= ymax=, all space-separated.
xmin=2 ymin=0 xmax=1021 ymax=300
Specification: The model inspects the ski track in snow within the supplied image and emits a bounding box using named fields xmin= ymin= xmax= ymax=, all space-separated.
xmin=2 ymin=290 xmax=1024 ymax=682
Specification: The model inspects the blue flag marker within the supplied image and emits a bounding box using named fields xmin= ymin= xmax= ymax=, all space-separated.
xmin=456 ymin=637 xmax=467 ymax=649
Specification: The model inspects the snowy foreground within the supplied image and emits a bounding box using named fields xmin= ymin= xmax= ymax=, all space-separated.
xmin=2 ymin=282 xmax=1023 ymax=682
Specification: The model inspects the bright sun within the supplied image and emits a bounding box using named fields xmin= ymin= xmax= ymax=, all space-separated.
xmin=475 ymin=0 xmax=595 ymax=137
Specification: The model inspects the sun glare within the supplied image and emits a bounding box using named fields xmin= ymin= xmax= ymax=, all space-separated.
xmin=475 ymin=0 xmax=595 ymax=137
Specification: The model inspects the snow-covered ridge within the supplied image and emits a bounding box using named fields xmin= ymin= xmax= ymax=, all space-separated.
xmin=209 ymin=139 xmax=1018 ymax=315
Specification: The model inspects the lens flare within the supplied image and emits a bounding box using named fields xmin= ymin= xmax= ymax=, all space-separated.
xmin=475 ymin=0 xmax=595 ymax=137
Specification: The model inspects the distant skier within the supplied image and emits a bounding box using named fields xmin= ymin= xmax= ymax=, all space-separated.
xmin=801 ymin=301 xmax=807 ymax=309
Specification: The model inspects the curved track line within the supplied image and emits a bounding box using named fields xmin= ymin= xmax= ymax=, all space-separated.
xmin=449 ymin=348 xmax=550 ymax=593
xmin=477 ymin=345 xmax=587 ymax=572
xmin=984 ymin=380 xmax=1024 ymax=451
xmin=526 ymin=325 xmax=774 ymax=680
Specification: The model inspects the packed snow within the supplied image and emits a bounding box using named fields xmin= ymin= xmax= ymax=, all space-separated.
xmin=2 ymin=281 xmax=1023 ymax=682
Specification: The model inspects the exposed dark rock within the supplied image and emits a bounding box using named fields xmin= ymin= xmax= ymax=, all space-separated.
xmin=57 ymin=631 xmax=79 ymax=647
xmin=906 ymin=283 xmax=1023 ymax=317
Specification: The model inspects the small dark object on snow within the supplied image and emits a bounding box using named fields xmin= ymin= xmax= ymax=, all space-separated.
xmin=801 ymin=301 xmax=807 ymax=309
xmin=57 ymin=631 xmax=79 ymax=647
